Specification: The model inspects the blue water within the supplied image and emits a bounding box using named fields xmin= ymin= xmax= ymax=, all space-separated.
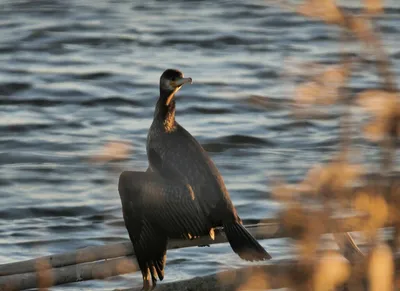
xmin=0 ymin=0 xmax=399 ymax=290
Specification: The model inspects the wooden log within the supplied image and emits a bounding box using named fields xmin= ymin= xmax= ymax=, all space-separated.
xmin=0 ymin=255 xmax=138 ymax=291
xmin=0 ymin=216 xmax=366 ymax=291
xmin=0 ymin=241 xmax=134 ymax=277
xmin=0 ymin=214 xmax=364 ymax=277
xmin=0 ymin=215 xmax=365 ymax=277
xmin=0 ymin=220 xmax=282 ymax=277
xmin=115 ymin=254 xmax=400 ymax=291
xmin=0 ymin=222 xmax=281 ymax=291
xmin=114 ymin=260 xmax=297 ymax=291
xmin=0 ymin=257 xmax=307 ymax=291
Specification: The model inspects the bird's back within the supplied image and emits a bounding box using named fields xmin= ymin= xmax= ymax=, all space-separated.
xmin=147 ymin=120 xmax=237 ymax=223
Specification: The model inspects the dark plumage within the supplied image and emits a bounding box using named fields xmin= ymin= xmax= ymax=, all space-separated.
xmin=118 ymin=69 xmax=271 ymax=290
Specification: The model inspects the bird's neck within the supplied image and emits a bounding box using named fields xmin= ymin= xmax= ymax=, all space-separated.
xmin=155 ymin=90 xmax=176 ymax=132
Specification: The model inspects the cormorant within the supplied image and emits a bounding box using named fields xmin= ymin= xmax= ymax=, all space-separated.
xmin=118 ymin=69 xmax=271 ymax=290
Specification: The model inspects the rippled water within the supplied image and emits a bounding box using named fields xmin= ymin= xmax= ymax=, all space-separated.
xmin=0 ymin=0 xmax=399 ymax=290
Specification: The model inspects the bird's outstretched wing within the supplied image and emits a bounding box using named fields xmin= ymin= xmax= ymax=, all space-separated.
xmin=118 ymin=170 xmax=210 ymax=242
xmin=118 ymin=170 xmax=210 ymax=286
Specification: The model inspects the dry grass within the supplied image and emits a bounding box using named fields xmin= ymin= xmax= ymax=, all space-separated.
xmin=230 ymin=0 xmax=399 ymax=290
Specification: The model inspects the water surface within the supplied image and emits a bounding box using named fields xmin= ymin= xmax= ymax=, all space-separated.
xmin=0 ymin=0 xmax=399 ymax=290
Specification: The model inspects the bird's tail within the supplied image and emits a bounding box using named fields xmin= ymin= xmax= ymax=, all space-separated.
xmin=224 ymin=221 xmax=271 ymax=261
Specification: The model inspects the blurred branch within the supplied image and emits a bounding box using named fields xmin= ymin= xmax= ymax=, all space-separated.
xmin=338 ymin=30 xmax=353 ymax=156
xmin=333 ymin=232 xmax=365 ymax=260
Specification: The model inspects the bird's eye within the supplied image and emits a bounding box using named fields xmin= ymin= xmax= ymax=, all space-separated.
xmin=171 ymin=77 xmax=177 ymax=81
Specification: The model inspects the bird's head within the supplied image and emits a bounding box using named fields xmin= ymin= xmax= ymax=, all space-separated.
xmin=159 ymin=69 xmax=192 ymax=106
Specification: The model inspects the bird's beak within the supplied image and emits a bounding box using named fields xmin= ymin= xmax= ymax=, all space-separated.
xmin=165 ymin=77 xmax=193 ymax=106
xmin=171 ymin=77 xmax=193 ymax=88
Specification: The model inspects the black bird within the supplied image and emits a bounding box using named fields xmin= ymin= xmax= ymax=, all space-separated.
xmin=118 ymin=69 xmax=271 ymax=290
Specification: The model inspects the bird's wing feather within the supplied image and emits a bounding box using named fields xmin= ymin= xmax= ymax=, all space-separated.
xmin=134 ymin=218 xmax=167 ymax=283
xmin=118 ymin=170 xmax=207 ymax=240
xmin=118 ymin=170 xmax=210 ymax=284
